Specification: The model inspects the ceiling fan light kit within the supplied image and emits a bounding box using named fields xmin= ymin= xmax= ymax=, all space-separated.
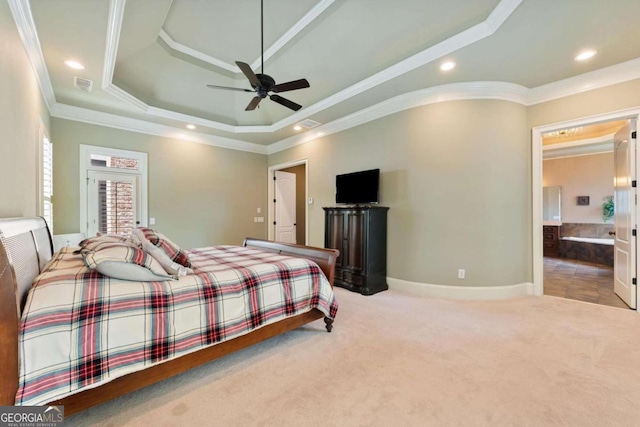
xmin=206 ymin=0 xmax=310 ymax=112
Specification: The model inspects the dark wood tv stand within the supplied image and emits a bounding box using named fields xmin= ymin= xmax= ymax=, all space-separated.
xmin=323 ymin=206 xmax=389 ymax=295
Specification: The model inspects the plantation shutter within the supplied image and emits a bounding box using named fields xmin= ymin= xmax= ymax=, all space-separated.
xmin=97 ymin=177 xmax=135 ymax=234
xmin=43 ymin=136 xmax=53 ymax=231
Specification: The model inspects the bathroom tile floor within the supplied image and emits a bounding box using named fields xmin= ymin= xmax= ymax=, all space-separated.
xmin=544 ymin=257 xmax=629 ymax=309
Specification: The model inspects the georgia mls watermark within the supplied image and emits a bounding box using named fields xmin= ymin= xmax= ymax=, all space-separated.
xmin=0 ymin=406 xmax=64 ymax=427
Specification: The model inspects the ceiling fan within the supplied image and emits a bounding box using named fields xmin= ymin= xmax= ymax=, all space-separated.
xmin=206 ymin=0 xmax=310 ymax=111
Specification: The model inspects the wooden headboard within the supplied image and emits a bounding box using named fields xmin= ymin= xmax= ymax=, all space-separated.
xmin=0 ymin=218 xmax=53 ymax=315
xmin=0 ymin=217 xmax=53 ymax=405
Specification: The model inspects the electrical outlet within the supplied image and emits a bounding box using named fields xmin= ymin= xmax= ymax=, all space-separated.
xmin=149 ymin=217 xmax=156 ymax=225
xmin=458 ymin=269 xmax=465 ymax=279
xmin=257 ymin=217 xmax=264 ymax=223
xmin=257 ymin=208 xmax=261 ymax=214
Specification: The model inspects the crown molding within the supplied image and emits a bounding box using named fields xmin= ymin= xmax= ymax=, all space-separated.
xmin=103 ymin=82 xmax=149 ymax=112
xmin=102 ymin=0 xmax=126 ymax=90
xmin=542 ymin=134 xmax=614 ymax=159
xmin=267 ymin=81 xmax=530 ymax=154
xmin=527 ymin=57 xmax=640 ymax=105
xmin=100 ymin=0 xmax=523 ymax=134
xmin=248 ymin=0 xmax=335 ymax=71
xmin=12 ymin=0 xmax=640 ymax=157
xmin=542 ymin=142 xmax=613 ymax=160
xmin=49 ymin=103 xmax=268 ymax=154
xmin=146 ymin=106 xmax=237 ymax=133
xmin=543 ymin=134 xmax=613 ymax=151
xmin=7 ymin=0 xmax=56 ymax=109
xmin=158 ymin=29 xmax=237 ymax=73
xmin=159 ymin=0 xmax=335 ymax=74
xmin=249 ymin=0 xmax=524 ymax=132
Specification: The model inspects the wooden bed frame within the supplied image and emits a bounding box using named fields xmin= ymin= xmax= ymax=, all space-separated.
xmin=0 ymin=218 xmax=338 ymax=414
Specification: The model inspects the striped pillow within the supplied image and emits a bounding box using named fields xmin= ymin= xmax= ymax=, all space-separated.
xmin=78 ymin=234 xmax=137 ymax=250
xmin=83 ymin=242 xmax=174 ymax=281
xmin=136 ymin=227 xmax=191 ymax=268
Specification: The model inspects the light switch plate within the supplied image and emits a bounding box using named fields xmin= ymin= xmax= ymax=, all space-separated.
xmin=149 ymin=218 xmax=156 ymax=225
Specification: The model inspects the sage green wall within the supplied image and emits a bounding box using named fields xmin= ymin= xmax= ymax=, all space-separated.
xmin=269 ymin=100 xmax=531 ymax=287
xmin=0 ymin=1 xmax=50 ymax=217
xmin=528 ymin=79 xmax=640 ymax=128
xmin=51 ymin=119 xmax=267 ymax=248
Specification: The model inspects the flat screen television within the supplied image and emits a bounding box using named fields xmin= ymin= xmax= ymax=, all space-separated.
xmin=335 ymin=168 xmax=380 ymax=205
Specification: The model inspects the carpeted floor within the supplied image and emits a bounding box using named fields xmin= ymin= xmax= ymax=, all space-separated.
xmin=66 ymin=288 xmax=640 ymax=426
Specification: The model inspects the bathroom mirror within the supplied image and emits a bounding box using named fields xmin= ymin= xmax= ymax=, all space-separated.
xmin=543 ymin=186 xmax=562 ymax=221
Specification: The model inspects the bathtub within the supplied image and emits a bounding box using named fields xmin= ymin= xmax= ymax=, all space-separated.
xmin=558 ymin=236 xmax=614 ymax=266
xmin=561 ymin=236 xmax=614 ymax=246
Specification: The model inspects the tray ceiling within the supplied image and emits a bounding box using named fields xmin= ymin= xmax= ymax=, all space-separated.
xmin=15 ymin=0 xmax=640 ymax=152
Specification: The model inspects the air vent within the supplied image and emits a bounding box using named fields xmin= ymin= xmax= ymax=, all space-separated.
xmin=297 ymin=119 xmax=321 ymax=129
xmin=74 ymin=76 xmax=93 ymax=92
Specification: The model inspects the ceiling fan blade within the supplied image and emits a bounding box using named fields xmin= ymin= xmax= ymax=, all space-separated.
xmin=236 ymin=61 xmax=261 ymax=88
xmin=245 ymin=96 xmax=263 ymax=111
xmin=270 ymin=94 xmax=302 ymax=111
xmin=272 ymin=79 xmax=310 ymax=93
xmin=206 ymin=84 xmax=254 ymax=93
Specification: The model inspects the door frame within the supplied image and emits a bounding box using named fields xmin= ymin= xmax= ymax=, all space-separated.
xmin=532 ymin=106 xmax=640 ymax=304
xmin=79 ymin=144 xmax=148 ymax=236
xmin=268 ymin=159 xmax=308 ymax=244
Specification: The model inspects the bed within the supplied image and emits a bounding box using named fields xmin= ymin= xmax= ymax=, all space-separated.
xmin=0 ymin=217 xmax=338 ymax=414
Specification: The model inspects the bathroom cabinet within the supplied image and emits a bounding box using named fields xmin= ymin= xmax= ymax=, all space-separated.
xmin=543 ymin=225 xmax=559 ymax=257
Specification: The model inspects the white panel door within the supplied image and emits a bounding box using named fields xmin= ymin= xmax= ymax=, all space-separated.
xmin=274 ymin=170 xmax=296 ymax=244
xmin=87 ymin=171 xmax=140 ymax=237
xmin=613 ymin=121 xmax=636 ymax=309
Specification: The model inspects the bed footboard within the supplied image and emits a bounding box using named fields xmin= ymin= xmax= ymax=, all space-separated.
xmin=242 ymin=237 xmax=339 ymax=286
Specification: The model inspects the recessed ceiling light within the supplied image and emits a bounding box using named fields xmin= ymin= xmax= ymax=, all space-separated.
xmin=294 ymin=125 xmax=302 ymax=131
xmin=64 ymin=60 xmax=85 ymax=70
xmin=186 ymin=124 xmax=196 ymax=130
xmin=440 ymin=61 xmax=456 ymax=71
xmin=575 ymin=50 xmax=597 ymax=61
xmin=317 ymin=132 xmax=324 ymax=137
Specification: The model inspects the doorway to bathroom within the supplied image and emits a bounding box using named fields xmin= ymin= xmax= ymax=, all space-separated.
xmin=536 ymin=116 xmax=637 ymax=309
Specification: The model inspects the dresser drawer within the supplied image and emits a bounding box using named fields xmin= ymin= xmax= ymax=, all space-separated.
xmin=543 ymin=226 xmax=558 ymax=234
xmin=343 ymin=271 xmax=364 ymax=287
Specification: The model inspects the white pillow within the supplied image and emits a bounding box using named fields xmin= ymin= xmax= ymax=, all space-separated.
xmin=83 ymin=242 xmax=175 ymax=282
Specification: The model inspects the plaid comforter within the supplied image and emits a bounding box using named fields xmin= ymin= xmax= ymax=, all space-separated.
xmin=16 ymin=245 xmax=338 ymax=406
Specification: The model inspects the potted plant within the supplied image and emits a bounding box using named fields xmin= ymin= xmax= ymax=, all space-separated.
xmin=602 ymin=195 xmax=614 ymax=222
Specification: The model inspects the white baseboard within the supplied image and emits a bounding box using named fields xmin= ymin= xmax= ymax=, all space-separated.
xmin=387 ymin=277 xmax=534 ymax=300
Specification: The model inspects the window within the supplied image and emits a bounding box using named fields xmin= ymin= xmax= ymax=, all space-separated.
xmin=90 ymin=154 xmax=139 ymax=170
xmin=37 ymin=121 xmax=53 ymax=232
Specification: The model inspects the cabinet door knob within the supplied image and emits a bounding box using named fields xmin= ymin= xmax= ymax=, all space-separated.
xmin=609 ymin=231 xmax=616 ymax=236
